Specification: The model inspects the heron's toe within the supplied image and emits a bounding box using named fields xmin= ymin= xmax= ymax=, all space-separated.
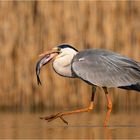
xmin=40 ymin=113 xmax=61 ymax=121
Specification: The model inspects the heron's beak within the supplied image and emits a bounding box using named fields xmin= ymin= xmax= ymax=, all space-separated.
xmin=36 ymin=48 xmax=59 ymax=85
xmin=39 ymin=47 xmax=59 ymax=57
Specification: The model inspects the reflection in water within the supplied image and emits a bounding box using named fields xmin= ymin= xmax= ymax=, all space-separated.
xmin=104 ymin=128 xmax=112 ymax=139
xmin=0 ymin=112 xmax=140 ymax=139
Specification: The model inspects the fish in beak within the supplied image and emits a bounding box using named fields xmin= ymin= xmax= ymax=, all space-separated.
xmin=36 ymin=48 xmax=59 ymax=85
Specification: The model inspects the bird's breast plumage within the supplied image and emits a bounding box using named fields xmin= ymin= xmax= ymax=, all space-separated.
xmin=52 ymin=54 xmax=76 ymax=78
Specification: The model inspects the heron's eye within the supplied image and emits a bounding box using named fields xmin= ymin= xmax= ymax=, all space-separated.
xmin=57 ymin=47 xmax=61 ymax=52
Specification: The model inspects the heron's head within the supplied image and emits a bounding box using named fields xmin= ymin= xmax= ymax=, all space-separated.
xmin=56 ymin=44 xmax=78 ymax=58
xmin=36 ymin=44 xmax=78 ymax=85
xmin=39 ymin=44 xmax=78 ymax=58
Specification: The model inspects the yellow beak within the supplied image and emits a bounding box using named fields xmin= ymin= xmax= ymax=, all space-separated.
xmin=39 ymin=47 xmax=59 ymax=57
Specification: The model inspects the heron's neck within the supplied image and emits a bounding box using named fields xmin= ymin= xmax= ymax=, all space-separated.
xmin=52 ymin=53 xmax=77 ymax=77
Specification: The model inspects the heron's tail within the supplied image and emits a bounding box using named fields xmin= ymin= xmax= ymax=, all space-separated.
xmin=119 ymin=83 xmax=140 ymax=92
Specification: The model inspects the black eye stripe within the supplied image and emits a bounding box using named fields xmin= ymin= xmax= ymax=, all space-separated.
xmin=57 ymin=44 xmax=78 ymax=52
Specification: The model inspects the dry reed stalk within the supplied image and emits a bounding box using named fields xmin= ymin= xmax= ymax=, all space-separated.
xmin=0 ymin=1 xmax=140 ymax=111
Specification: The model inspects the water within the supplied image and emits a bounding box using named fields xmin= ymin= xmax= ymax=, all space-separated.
xmin=0 ymin=111 xmax=140 ymax=139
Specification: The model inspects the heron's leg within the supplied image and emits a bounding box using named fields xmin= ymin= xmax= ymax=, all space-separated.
xmin=103 ymin=87 xmax=112 ymax=127
xmin=40 ymin=86 xmax=96 ymax=124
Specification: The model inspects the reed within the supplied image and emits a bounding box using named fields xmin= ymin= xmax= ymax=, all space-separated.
xmin=0 ymin=1 xmax=140 ymax=112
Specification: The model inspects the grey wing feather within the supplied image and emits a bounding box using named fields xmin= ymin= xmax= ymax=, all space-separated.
xmin=72 ymin=49 xmax=140 ymax=87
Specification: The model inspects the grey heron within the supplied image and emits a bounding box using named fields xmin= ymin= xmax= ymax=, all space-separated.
xmin=36 ymin=44 xmax=140 ymax=126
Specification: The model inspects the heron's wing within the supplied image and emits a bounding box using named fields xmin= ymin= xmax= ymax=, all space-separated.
xmin=72 ymin=49 xmax=140 ymax=87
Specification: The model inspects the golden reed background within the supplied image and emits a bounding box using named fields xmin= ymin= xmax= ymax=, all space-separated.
xmin=0 ymin=1 xmax=140 ymax=112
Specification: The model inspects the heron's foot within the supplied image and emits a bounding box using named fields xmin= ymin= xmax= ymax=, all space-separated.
xmin=103 ymin=121 xmax=108 ymax=127
xmin=40 ymin=113 xmax=68 ymax=125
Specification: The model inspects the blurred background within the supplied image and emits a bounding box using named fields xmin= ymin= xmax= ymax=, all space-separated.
xmin=0 ymin=1 xmax=140 ymax=113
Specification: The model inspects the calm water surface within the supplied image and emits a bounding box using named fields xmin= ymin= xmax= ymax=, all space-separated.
xmin=0 ymin=111 xmax=140 ymax=139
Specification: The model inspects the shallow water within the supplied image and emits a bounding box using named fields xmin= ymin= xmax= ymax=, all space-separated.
xmin=0 ymin=111 xmax=140 ymax=139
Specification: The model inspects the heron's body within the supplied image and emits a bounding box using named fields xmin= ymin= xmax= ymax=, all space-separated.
xmin=36 ymin=44 xmax=140 ymax=126
xmin=53 ymin=48 xmax=140 ymax=91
